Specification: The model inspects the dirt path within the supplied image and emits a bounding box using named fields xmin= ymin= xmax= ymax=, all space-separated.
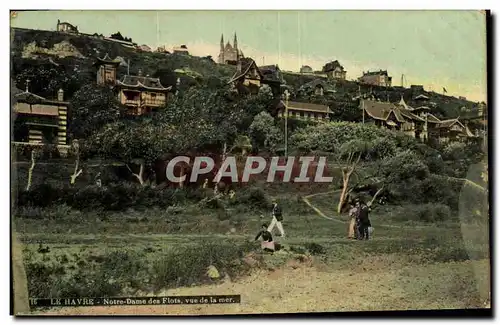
xmin=34 ymin=258 xmax=489 ymax=316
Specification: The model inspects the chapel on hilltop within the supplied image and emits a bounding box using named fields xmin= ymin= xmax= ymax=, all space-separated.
xmin=218 ymin=33 xmax=245 ymax=65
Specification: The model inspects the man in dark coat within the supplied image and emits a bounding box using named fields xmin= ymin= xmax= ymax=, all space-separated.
xmin=356 ymin=200 xmax=371 ymax=240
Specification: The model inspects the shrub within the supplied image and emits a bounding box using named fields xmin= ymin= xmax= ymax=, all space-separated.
xmin=151 ymin=240 xmax=256 ymax=292
xmin=16 ymin=182 xmax=211 ymax=212
xmin=415 ymin=203 xmax=452 ymax=222
xmin=389 ymin=203 xmax=453 ymax=223
xmin=304 ymin=242 xmax=326 ymax=255
xmin=231 ymin=186 xmax=270 ymax=210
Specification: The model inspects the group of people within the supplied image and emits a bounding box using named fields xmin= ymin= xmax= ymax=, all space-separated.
xmin=253 ymin=197 xmax=373 ymax=254
xmin=254 ymin=200 xmax=285 ymax=253
xmin=347 ymin=198 xmax=372 ymax=240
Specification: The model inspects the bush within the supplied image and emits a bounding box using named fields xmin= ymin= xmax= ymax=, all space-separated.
xmin=389 ymin=203 xmax=453 ymax=223
xmin=231 ymin=186 xmax=270 ymax=210
xmin=415 ymin=204 xmax=452 ymax=222
xmin=304 ymin=242 xmax=326 ymax=255
xmin=16 ymin=182 xmax=210 ymax=212
xmin=151 ymin=240 xmax=256 ymax=292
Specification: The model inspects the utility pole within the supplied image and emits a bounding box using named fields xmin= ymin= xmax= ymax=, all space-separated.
xmin=284 ymin=89 xmax=290 ymax=157
xmin=278 ymin=11 xmax=281 ymax=68
xmin=362 ymin=100 xmax=365 ymax=124
xmin=297 ymin=11 xmax=301 ymax=70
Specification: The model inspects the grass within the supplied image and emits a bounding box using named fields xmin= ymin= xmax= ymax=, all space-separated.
xmin=13 ymin=184 xmax=490 ymax=311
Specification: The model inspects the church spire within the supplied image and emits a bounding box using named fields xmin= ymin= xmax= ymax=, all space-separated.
xmin=220 ymin=34 xmax=224 ymax=51
xmin=234 ymin=32 xmax=238 ymax=50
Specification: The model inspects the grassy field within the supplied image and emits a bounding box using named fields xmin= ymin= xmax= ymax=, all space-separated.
xmin=13 ymin=187 xmax=491 ymax=315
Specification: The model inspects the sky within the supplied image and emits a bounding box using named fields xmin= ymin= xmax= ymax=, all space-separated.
xmin=10 ymin=10 xmax=487 ymax=102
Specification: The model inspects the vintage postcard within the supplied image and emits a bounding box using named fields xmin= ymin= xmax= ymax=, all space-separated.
xmin=10 ymin=10 xmax=490 ymax=316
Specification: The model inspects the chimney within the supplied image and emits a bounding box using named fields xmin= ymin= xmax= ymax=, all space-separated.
xmin=58 ymin=88 xmax=64 ymax=101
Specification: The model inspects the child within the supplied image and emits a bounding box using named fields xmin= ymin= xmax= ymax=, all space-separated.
xmin=255 ymin=223 xmax=275 ymax=252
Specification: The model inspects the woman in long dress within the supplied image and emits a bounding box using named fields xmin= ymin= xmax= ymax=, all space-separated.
xmin=347 ymin=203 xmax=358 ymax=239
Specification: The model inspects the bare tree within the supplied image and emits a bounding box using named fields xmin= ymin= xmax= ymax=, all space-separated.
xmin=70 ymin=139 xmax=83 ymax=185
xmin=25 ymin=148 xmax=39 ymax=191
xmin=336 ymin=140 xmax=372 ymax=214
xmin=126 ymin=158 xmax=146 ymax=186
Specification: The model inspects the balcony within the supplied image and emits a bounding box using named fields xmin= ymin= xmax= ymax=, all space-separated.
xmin=142 ymin=99 xmax=166 ymax=107
xmin=123 ymin=99 xmax=140 ymax=106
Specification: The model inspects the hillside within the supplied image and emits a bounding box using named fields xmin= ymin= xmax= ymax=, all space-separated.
xmin=11 ymin=27 xmax=482 ymax=121
xmin=10 ymin=27 xmax=236 ymax=100
xmin=282 ymin=72 xmax=482 ymax=120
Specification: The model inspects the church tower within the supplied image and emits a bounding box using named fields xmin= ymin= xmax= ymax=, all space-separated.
xmin=219 ymin=34 xmax=225 ymax=64
xmin=234 ymin=33 xmax=238 ymax=51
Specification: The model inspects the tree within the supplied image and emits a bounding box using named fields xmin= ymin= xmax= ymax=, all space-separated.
xmin=160 ymin=86 xmax=244 ymax=153
xmin=110 ymin=31 xmax=124 ymax=41
xmin=69 ymin=139 xmax=83 ymax=185
xmin=69 ymin=83 xmax=126 ymax=140
xmin=25 ymin=147 xmax=43 ymax=191
xmin=249 ymin=111 xmax=283 ymax=153
xmin=336 ymin=139 xmax=373 ymax=213
xmin=329 ymin=98 xmax=363 ymax=122
xmin=90 ymin=119 xmax=176 ymax=186
xmin=230 ymin=135 xmax=252 ymax=157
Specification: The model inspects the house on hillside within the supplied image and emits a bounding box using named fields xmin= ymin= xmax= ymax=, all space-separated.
xmin=462 ymin=102 xmax=488 ymax=147
xmin=94 ymin=54 xmax=173 ymax=115
xmin=56 ymin=19 xmax=79 ymax=34
xmin=360 ymin=99 xmax=426 ymax=139
xmin=322 ymin=60 xmax=347 ymax=80
xmin=434 ymin=118 xmax=476 ymax=143
xmin=411 ymin=85 xmax=425 ymax=93
xmin=358 ymin=70 xmax=392 ymax=87
xmin=258 ymin=64 xmax=284 ymax=95
xmin=227 ymin=58 xmax=263 ymax=95
xmin=297 ymin=79 xmax=336 ymax=97
xmin=173 ymin=45 xmax=189 ymax=55
xmin=300 ymin=65 xmax=314 ymax=74
xmin=276 ymin=100 xmax=331 ymax=121
xmin=360 ymin=97 xmax=475 ymax=143
xmin=218 ymin=33 xmax=244 ymax=65
xmin=12 ymin=82 xmax=69 ymax=152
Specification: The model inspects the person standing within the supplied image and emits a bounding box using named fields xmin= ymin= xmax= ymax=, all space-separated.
xmin=357 ymin=200 xmax=371 ymax=240
xmin=268 ymin=199 xmax=285 ymax=238
xmin=347 ymin=203 xmax=358 ymax=239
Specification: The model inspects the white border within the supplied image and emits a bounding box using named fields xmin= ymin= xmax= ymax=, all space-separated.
xmin=2 ymin=1 xmax=498 ymax=325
